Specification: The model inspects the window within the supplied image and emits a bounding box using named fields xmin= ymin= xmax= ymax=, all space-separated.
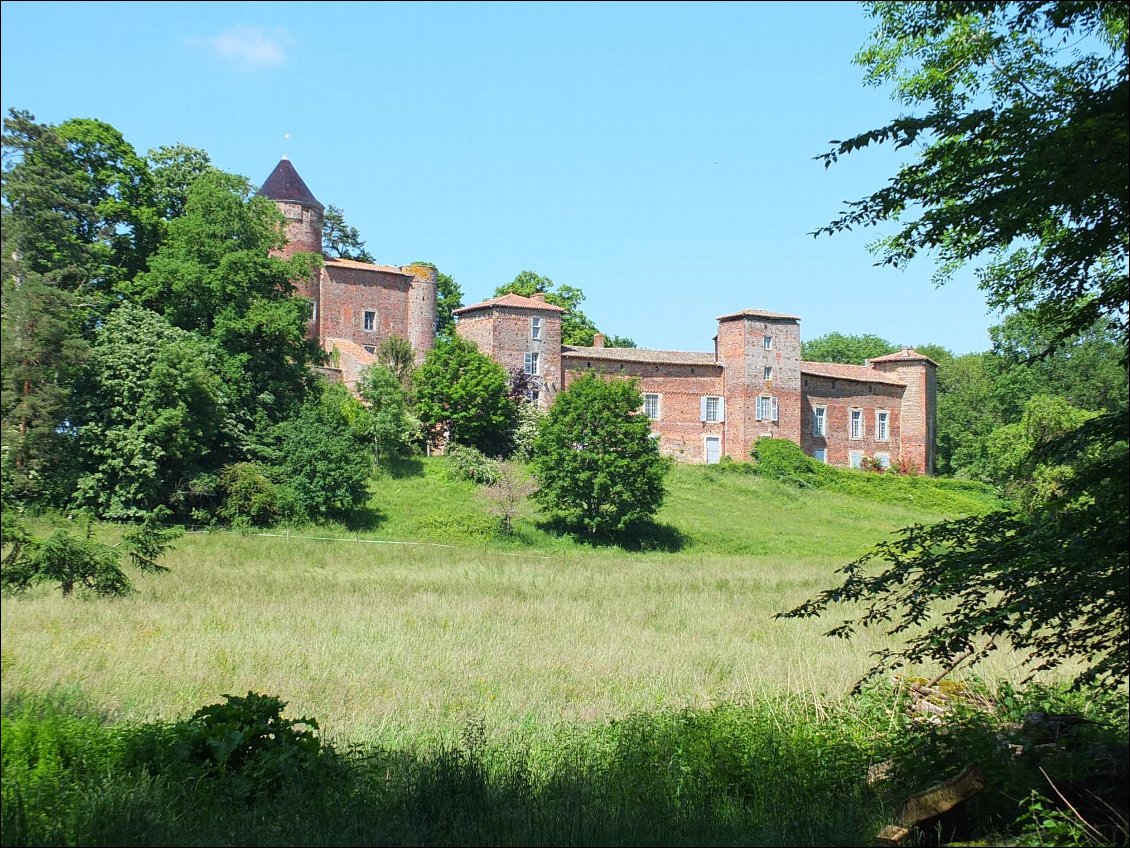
xmin=763 ymin=335 xmax=773 ymax=350
xmin=764 ymin=366 xmax=773 ymax=381
xmin=850 ymin=409 xmax=863 ymax=440
xmin=813 ymin=448 xmax=827 ymax=464
xmin=849 ymin=450 xmax=864 ymax=469
xmin=531 ymin=317 xmax=542 ymax=340
xmin=643 ymin=394 xmax=660 ymax=420
xmin=701 ymin=396 xmax=724 ymax=423
xmin=813 ymin=406 xmax=826 ymax=437
xmin=875 ymin=452 xmax=890 ymax=469
xmin=363 ymin=310 xmax=377 ymax=331
xmin=755 ymin=396 xmax=779 ymax=422
xmin=876 ymin=410 xmax=890 ymax=441
xmin=529 ymin=388 xmax=540 ymax=404
xmin=362 ymin=345 xmax=376 ymax=355
xmin=523 ymin=351 xmax=540 ymax=376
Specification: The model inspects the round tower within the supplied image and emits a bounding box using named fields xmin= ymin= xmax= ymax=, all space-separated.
xmin=400 ymin=262 xmax=438 ymax=362
xmin=257 ymin=157 xmax=325 ymax=262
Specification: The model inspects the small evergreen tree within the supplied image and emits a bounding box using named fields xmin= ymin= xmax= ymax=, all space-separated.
xmin=532 ymin=373 xmax=669 ymax=535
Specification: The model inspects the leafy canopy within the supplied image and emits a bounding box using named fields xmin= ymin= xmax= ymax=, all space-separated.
xmin=785 ymin=1 xmax=1129 ymax=688
xmin=414 ymin=335 xmax=515 ymax=456
xmin=532 ymin=373 xmax=669 ymax=535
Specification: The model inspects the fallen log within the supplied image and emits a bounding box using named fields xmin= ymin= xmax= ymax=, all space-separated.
xmin=875 ymin=764 xmax=986 ymax=846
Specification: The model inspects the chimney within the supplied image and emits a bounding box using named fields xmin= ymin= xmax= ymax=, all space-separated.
xmin=593 ymin=333 xmax=606 ymax=349
xmin=530 ymin=293 xmax=546 ymax=303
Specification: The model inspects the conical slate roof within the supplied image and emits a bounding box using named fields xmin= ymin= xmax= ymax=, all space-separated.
xmin=257 ymin=158 xmax=323 ymax=209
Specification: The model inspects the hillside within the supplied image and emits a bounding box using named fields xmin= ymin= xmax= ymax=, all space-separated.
xmin=342 ymin=457 xmax=999 ymax=560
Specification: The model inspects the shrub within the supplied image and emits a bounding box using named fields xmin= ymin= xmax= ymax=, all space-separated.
xmin=219 ymin=462 xmax=283 ymax=526
xmin=172 ymin=692 xmax=329 ymax=800
xmin=445 ymin=444 xmax=501 ymax=486
xmin=751 ymin=438 xmax=834 ymax=488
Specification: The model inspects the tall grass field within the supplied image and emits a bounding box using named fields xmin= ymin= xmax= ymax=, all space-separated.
xmin=4 ymin=461 xmax=1125 ymax=846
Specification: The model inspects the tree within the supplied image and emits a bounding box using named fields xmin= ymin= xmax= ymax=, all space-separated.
xmin=436 ymin=270 xmax=463 ymax=339
xmin=784 ymin=1 xmax=1128 ymax=688
xmin=480 ymin=460 xmax=538 ymax=536
xmin=494 ymin=270 xmax=633 ymax=347
xmin=414 ymin=336 xmax=515 ymax=455
xmin=376 ymin=335 xmax=415 ymax=391
xmin=271 ymin=383 xmax=372 ymax=519
xmin=147 ymin=143 xmax=214 ymax=220
xmin=801 ymin=332 xmax=898 ymax=364
xmin=1 ymin=508 xmax=180 ymax=597
xmin=74 ymin=304 xmax=229 ymax=519
xmin=322 ymin=204 xmax=374 ymax=262
xmin=356 ymin=363 xmax=411 ymax=467
xmin=531 ymin=373 xmax=669 ymax=535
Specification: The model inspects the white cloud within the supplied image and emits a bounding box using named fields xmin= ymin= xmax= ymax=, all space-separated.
xmin=208 ymin=26 xmax=287 ymax=69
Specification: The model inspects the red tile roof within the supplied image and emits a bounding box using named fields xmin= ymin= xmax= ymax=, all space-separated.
xmin=867 ymin=348 xmax=939 ymax=365
xmin=325 ymin=258 xmax=413 ymax=276
xmin=716 ymin=308 xmax=801 ymax=322
xmin=562 ymin=346 xmax=720 ymax=367
xmin=800 ymin=361 xmax=907 ymax=386
xmin=453 ymin=293 xmax=567 ymax=314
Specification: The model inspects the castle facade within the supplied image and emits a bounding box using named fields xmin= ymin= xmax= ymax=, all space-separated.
xmin=261 ymin=159 xmax=936 ymax=472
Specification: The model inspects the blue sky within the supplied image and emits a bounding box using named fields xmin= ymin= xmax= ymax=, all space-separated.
xmin=2 ymin=1 xmax=999 ymax=354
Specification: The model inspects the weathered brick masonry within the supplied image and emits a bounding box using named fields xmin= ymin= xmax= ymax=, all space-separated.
xmin=260 ymin=158 xmax=937 ymax=472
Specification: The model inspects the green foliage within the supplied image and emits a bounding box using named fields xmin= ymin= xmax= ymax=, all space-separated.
xmin=803 ymin=1 xmax=1130 ymax=690
xmin=172 ymin=692 xmax=328 ymax=799
xmin=218 ymin=462 xmax=288 ymax=527
xmin=494 ymin=270 xmax=634 ymax=347
xmin=322 ymin=204 xmax=374 ymax=262
xmin=146 ymin=143 xmax=213 ymax=221
xmin=1 ymin=508 xmax=179 ymax=596
xmin=74 ymin=303 xmax=229 ymax=519
xmin=271 ymin=384 xmax=372 ymax=520
xmin=818 ymin=2 xmax=1128 ymax=353
xmin=532 ymin=373 xmax=669 ymax=535
xmin=375 ymin=334 xmax=415 ymax=390
xmin=0 ymin=276 xmax=89 ymax=504
xmin=510 ymin=399 xmax=544 ymax=461
xmin=445 ymin=443 xmax=502 ymax=486
xmin=801 ymin=332 xmax=898 ymax=364
xmin=436 ymin=270 xmax=463 ymax=339
xmin=414 ymin=335 xmax=515 ymax=456
xmin=750 ymin=438 xmax=994 ymax=513
xmin=357 ymin=362 xmax=412 ymax=467
xmin=782 ymin=412 xmax=1128 ymax=689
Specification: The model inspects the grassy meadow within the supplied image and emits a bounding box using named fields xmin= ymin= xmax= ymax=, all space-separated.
xmin=6 ymin=460 xmax=1125 ymax=847
xmin=1 ymin=460 xmax=1010 ymax=748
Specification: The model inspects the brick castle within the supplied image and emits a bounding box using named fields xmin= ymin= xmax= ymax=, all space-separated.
xmin=260 ymin=159 xmax=937 ymax=473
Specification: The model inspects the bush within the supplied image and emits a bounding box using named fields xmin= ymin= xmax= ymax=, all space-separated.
xmin=751 ymin=438 xmax=835 ymax=489
xmin=445 ymin=444 xmax=501 ymax=485
xmin=219 ymin=462 xmax=284 ymax=526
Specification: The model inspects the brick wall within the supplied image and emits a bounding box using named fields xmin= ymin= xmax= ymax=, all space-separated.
xmin=456 ymin=306 xmax=564 ymax=408
xmin=716 ymin=314 xmax=803 ymax=460
xmin=869 ymin=360 xmax=936 ymax=473
xmin=801 ymin=376 xmax=905 ymax=467
xmin=319 ymin=265 xmax=414 ymax=353
xmin=402 ymin=263 xmax=438 ymax=364
xmin=562 ymin=358 xmax=725 ymax=462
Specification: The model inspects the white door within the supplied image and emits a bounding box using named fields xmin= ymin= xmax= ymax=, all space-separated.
xmin=705 ymin=436 xmax=721 ymax=464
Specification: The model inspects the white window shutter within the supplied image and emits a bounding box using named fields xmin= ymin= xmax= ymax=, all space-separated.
xmin=717 ymin=397 xmax=725 ymax=422
xmin=700 ymin=396 xmax=708 ymax=421
xmin=772 ymin=398 xmax=779 ymax=422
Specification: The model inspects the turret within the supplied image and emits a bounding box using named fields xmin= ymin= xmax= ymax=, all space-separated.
xmin=258 ymin=157 xmax=324 ymax=327
xmin=401 ymin=262 xmax=438 ymax=362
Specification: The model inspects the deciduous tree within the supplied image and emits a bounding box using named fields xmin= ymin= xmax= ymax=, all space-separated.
xmin=532 ymin=373 xmax=669 ymax=535
xmin=784 ymin=1 xmax=1129 ymax=687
